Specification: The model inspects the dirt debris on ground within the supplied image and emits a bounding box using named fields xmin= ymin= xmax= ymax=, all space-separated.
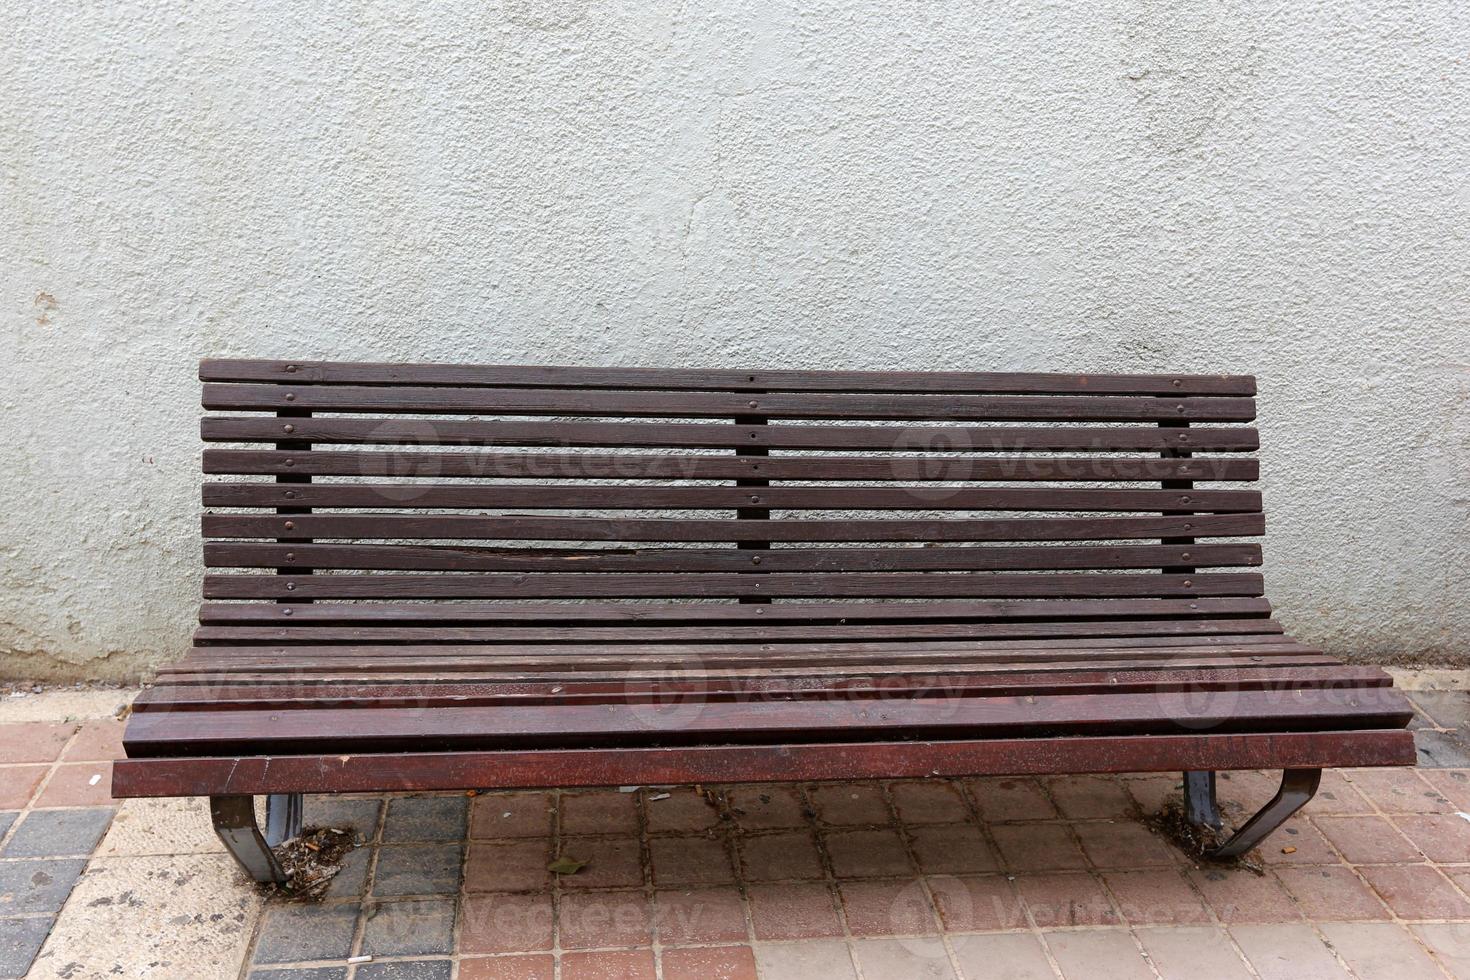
xmin=271 ymin=827 xmax=357 ymax=901
xmin=1145 ymin=799 xmax=1265 ymax=875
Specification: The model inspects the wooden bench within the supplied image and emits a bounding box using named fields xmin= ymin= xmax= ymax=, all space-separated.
xmin=114 ymin=359 xmax=1416 ymax=882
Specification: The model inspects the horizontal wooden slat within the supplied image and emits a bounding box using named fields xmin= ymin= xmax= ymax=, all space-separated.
xmin=112 ymin=729 xmax=1415 ymax=798
xmin=203 ymin=542 xmax=1262 ymax=574
xmin=202 ymin=417 xmax=1261 ymax=452
xmin=203 ymin=383 xmax=1258 ymax=422
xmin=120 ymin=686 xmax=1412 ymax=756
xmin=150 ymin=653 xmax=1348 ymax=686
xmin=200 ymin=359 xmax=1258 ymax=396
xmin=203 ymin=483 xmax=1263 ymax=513
xmin=202 ymin=449 xmax=1259 ymax=483
xmin=202 ymin=513 xmax=1266 ymax=543
xmin=191 ymin=617 xmax=1284 ymax=647
xmin=203 ymin=571 xmax=1265 ymax=600
xmin=133 ymin=665 xmax=1393 ymax=712
xmin=197 ymin=596 xmax=1274 ymax=625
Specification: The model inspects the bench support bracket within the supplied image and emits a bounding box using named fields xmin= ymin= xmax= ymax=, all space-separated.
xmin=1188 ymin=768 xmax=1322 ymax=860
xmin=210 ymin=793 xmax=303 ymax=884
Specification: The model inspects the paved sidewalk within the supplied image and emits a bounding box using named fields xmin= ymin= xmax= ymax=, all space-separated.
xmin=2 ymin=680 xmax=1470 ymax=979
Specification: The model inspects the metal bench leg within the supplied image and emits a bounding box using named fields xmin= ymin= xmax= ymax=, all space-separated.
xmin=264 ymin=792 xmax=304 ymax=846
xmin=1197 ymin=769 xmax=1322 ymax=860
xmin=211 ymin=795 xmax=295 ymax=883
xmin=1183 ymin=771 xmax=1223 ymax=830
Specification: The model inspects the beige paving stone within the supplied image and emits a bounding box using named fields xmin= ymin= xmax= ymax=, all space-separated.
xmin=1230 ymin=924 xmax=1350 ymax=980
xmin=95 ymin=796 xmax=226 ymax=857
xmin=1317 ymin=922 xmax=1443 ymax=980
xmin=948 ymin=932 xmax=1055 ymax=980
xmin=27 ymin=852 xmax=261 ymax=980
xmin=1412 ymin=923 xmax=1470 ymax=979
xmin=1135 ymin=926 xmax=1252 ymax=979
xmin=851 ymin=937 xmax=957 ymax=980
xmin=0 ymin=689 xmax=136 ymax=723
xmin=1045 ymin=930 xmax=1153 ymax=980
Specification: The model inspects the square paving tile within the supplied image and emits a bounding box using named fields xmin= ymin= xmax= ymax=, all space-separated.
xmin=907 ymin=824 xmax=1000 ymax=875
xmin=1045 ymin=929 xmax=1154 ymax=980
xmin=372 ymin=843 xmax=464 ymax=896
xmin=838 ymin=878 xmax=938 ymax=936
xmin=1410 ymin=922 xmax=1470 ymax=977
xmin=247 ymin=969 xmax=347 ymax=980
xmin=557 ymin=889 xmax=653 ymax=949
xmin=649 ymin=835 xmax=735 ymax=886
xmin=458 ymin=954 xmax=555 ymax=980
xmin=252 ymin=903 xmax=359 ymax=963
xmin=465 ymin=840 xmax=554 ymax=893
xmin=1014 ymin=871 xmax=1119 ymax=928
xmin=1274 ymin=866 xmax=1389 ymax=920
xmin=559 ymin=790 xmax=639 ymax=836
xmin=381 ymin=795 xmax=468 ymax=842
xmin=823 ymin=828 xmax=913 ymax=878
xmin=459 ymin=892 xmax=554 ymax=954
xmin=927 ymin=874 xmax=1025 ymax=932
xmin=470 ymin=792 xmax=555 ymax=839
xmin=361 ymin=898 xmax=457 ymax=956
xmin=660 ymin=945 xmax=758 ymax=980
xmin=723 ymin=785 xmax=807 ymax=830
xmin=1342 ymin=769 xmax=1450 ymax=813
xmin=1134 ymin=926 xmax=1252 ymax=979
xmin=654 ymin=886 xmax=749 ymax=945
xmin=0 ymin=769 xmax=45 ymax=811
xmin=851 ymin=936 xmax=957 ymax=979
xmin=322 ymin=845 xmax=371 ymax=899
xmin=1073 ymin=820 xmax=1177 ymax=869
xmin=889 ymin=780 xmax=970 ymax=824
xmin=753 ymin=940 xmax=857 ymax=980
xmin=560 ymin=949 xmax=655 ymax=980
xmin=0 ymin=724 xmax=73 ymax=764
xmin=949 ymin=932 xmax=1055 ymax=980
xmin=34 ymin=764 xmax=116 ymax=808
xmin=644 ymin=787 xmax=724 ymax=833
xmin=0 ymin=809 xmax=114 ymax=858
xmin=553 ymin=837 xmax=643 ymax=889
xmin=0 ymin=915 xmax=54 ymax=979
xmin=60 ymin=721 xmax=123 ymax=763
xmin=1187 ymin=866 xmax=1302 ymax=925
xmin=1230 ymin=923 xmax=1349 ymax=979
xmin=1313 ymin=815 xmax=1421 ymax=864
xmin=303 ymin=795 xmax=382 ymax=843
xmin=1394 ymin=812 xmax=1470 ymax=863
xmin=0 ymin=859 xmax=86 ymax=914
xmin=968 ymin=777 xmax=1057 ymax=822
xmin=739 ymin=830 xmax=824 ymax=881
xmin=0 ymin=813 xmax=15 ymax=842
xmin=807 ymin=783 xmax=891 ymax=826
xmin=355 ymin=962 xmax=453 ymax=980
xmin=1358 ymin=864 xmax=1470 ymax=919
xmin=1317 ymin=921 xmax=1443 ymax=980
xmin=1101 ymin=869 xmax=1208 ymax=925
xmin=989 ymin=823 xmax=1087 ymax=872
xmin=746 ymin=882 xmax=843 ymax=940
xmin=1257 ymin=819 xmax=1338 ymax=865
xmin=1046 ymin=775 xmax=1136 ymax=820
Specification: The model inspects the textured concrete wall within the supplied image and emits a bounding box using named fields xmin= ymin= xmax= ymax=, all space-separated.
xmin=2 ymin=1 xmax=1468 ymax=680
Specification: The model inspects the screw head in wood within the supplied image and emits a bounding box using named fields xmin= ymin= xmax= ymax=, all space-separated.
xmin=284 ymin=491 xmax=296 ymax=499
xmin=285 ymin=364 xmax=298 ymax=372
xmin=748 ymin=400 xmax=758 ymax=408
xmin=285 ymin=582 xmax=295 ymax=590
xmin=284 ymin=459 xmax=294 ymax=467
xmin=752 ymin=556 xmax=762 ymax=565
xmin=284 ymin=521 xmax=295 ymax=530
xmin=1180 ymin=496 xmax=1191 ymax=504
xmin=283 ymin=424 xmax=295 ymax=433
xmin=282 ymin=607 xmax=293 ymax=615
xmin=1181 ymin=552 xmax=1191 ymax=560
xmin=285 ymin=393 xmax=296 ymax=401
xmin=285 ymin=552 xmax=295 ymax=561
xmin=749 ymin=495 xmax=760 ymax=503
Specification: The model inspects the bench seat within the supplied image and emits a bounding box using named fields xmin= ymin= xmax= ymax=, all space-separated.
xmin=115 ymin=360 xmax=1415 ymax=880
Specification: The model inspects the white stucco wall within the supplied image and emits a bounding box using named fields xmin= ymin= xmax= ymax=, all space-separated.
xmin=2 ymin=1 xmax=1468 ymax=680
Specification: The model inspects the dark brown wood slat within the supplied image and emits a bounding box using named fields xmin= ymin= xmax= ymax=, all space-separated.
xmin=201 ymin=359 xmax=1258 ymax=396
xmin=150 ymin=654 xmax=1348 ymax=686
xmin=192 ymin=617 xmax=1284 ymax=646
xmin=183 ymin=632 xmax=1305 ymax=661
xmin=203 ymin=542 xmax=1263 ymax=573
xmin=203 ymin=571 xmax=1265 ymax=600
xmin=202 ymin=417 xmax=1261 ymax=452
xmin=169 ymin=641 xmax=1321 ymax=675
xmin=197 ymin=596 xmax=1274 ymax=625
xmin=202 ymin=513 xmax=1267 ymax=543
xmin=203 ymin=483 xmax=1262 ymax=513
xmin=202 ymin=449 xmax=1259 ymax=483
xmin=111 ymin=730 xmax=1415 ymax=799
xmin=134 ymin=665 xmax=1391 ymax=712
xmin=203 ymin=383 xmax=1258 ymax=422
xmin=119 ymin=687 xmax=1412 ymax=756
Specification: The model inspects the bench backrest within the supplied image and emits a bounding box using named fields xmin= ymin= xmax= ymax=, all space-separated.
xmin=198 ymin=360 xmax=1264 ymax=621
